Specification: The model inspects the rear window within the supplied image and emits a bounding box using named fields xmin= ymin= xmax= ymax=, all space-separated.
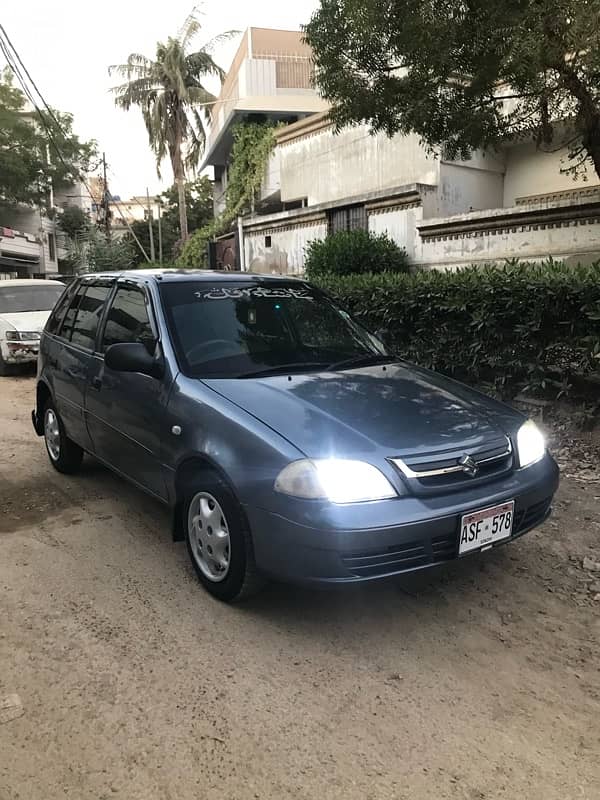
xmin=0 ymin=284 xmax=64 ymax=314
xmin=70 ymin=284 xmax=112 ymax=350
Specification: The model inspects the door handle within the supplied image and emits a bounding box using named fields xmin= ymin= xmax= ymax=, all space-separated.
xmin=90 ymin=376 xmax=102 ymax=391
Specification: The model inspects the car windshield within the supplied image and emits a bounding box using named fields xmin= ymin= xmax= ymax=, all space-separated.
xmin=160 ymin=281 xmax=388 ymax=378
xmin=0 ymin=284 xmax=64 ymax=314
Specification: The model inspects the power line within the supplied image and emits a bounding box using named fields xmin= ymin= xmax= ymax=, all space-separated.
xmin=0 ymin=23 xmax=73 ymax=148
xmin=0 ymin=35 xmax=75 ymax=180
xmin=0 ymin=25 xmax=150 ymax=263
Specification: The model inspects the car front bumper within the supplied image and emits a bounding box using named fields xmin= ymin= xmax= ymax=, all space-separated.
xmin=244 ymin=455 xmax=560 ymax=584
xmin=1 ymin=339 xmax=39 ymax=364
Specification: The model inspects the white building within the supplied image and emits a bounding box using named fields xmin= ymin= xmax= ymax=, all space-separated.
xmin=240 ymin=111 xmax=600 ymax=273
xmin=202 ymin=26 xmax=329 ymax=261
xmin=0 ymin=181 xmax=95 ymax=280
xmin=109 ymin=195 xmax=161 ymax=238
xmin=199 ymin=28 xmax=600 ymax=274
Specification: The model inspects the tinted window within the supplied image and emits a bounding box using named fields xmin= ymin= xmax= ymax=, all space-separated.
xmin=46 ymin=285 xmax=74 ymax=335
xmin=0 ymin=284 xmax=64 ymax=313
xmin=101 ymin=286 xmax=154 ymax=352
xmin=60 ymin=286 xmax=86 ymax=341
xmin=160 ymin=282 xmax=385 ymax=378
xmin=70 ymin=284 xmax=112 ymax=350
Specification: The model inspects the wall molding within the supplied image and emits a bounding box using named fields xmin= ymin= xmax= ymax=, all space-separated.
xmin=515 ymin=185 xmax=600 ymax=206
xmin=418 ymin=201 xmax=600 ymax=242
xmin=245 ymin=215 xmax=327 ymax=236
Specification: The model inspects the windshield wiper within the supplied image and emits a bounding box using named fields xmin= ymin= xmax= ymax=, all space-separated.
xmin=238 ymin=362 xmax=330 ymax=378
xmin=328 ymin=354 xmax=397 ymax=371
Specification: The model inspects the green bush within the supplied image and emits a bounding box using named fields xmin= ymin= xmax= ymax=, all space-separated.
xmin=313 ymin=261 xmax=600 ymax=398
xmin=304 ymin=229 xmax=409 ymax=278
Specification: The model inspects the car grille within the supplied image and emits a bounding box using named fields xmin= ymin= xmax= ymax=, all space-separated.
xmin=340 ymin=496 xmax=552 ymax=578
xmin=341 ymin=533 xmax=457 ymax=578
xmin=513 ymin=496 xmax=552 ymax=533
xmin=389 ymin=437 xmax=514 ymax=495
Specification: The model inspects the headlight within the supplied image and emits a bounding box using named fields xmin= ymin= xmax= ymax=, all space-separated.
xmin=5 ymin=331 xmax=40 ymax=341
xmin=516 ymin=420 xmax=546 ymax=468
xmin=274 ymin=459 xmax=397 ymax=503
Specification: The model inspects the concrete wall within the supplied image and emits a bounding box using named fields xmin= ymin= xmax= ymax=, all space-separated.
xmin=504 ymin=142 xmax=598 ymax=206
xmin=250 ymin=28 xmax=313 ymax=57
xmin=239 ymin=58 xmax=277 ymax=97
xmin=416 ymin=204 xmax=600 ymax=268
xmin=244 ymin=219 xmax=327 ymax=274
xmin=243 ymin=196 xmax=600 ymax=274
xmin=279 ymin=126 xmax=439 ymax=206
xmin=261 ymin=150 xmax=281 ymax=202
xmin=437 ymin=161 xmax=505 ymax=216
xmin=368 ymin=206 xmax=423 ymax=262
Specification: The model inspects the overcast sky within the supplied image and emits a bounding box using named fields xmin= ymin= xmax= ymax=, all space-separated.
xmin=2 ymin=0 xmax=319 ymax=198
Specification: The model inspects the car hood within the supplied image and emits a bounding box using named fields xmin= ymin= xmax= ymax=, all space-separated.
xmin=0 ymin=310 xmax=51 ymax=332
xmin=205 ymin=363 xmax=521 ymax=459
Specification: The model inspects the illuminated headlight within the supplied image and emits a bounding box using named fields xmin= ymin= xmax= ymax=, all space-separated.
xmin=274 ymin=459 xmax=397 ymax=503
xmin=516 ymin=420 xmax=546 ymax=468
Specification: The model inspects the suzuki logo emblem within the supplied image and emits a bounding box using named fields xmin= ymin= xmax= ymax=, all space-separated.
xmin=459 ymin=454 xmax=479 ymax=477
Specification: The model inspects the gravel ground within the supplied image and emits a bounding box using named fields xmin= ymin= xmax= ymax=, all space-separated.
xmin=1 ymin=374 xmax=599 ymax=800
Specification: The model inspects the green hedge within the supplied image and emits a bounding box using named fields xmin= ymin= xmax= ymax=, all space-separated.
xmin=305 ymin=229 xmax=409 ymax=277
xmin=314 ymin=261 xmax=600 ymax=398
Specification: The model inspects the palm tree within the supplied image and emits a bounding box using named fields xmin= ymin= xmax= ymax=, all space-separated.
xmin=110 ymin=9 xmax=235 ymax=240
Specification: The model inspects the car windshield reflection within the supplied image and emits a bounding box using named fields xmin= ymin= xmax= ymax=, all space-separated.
xmin=160 ymin=281 xmax=388 ymax=378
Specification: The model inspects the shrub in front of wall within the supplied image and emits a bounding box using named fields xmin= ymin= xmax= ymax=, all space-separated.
xmin=313 ymin=260 xmax=600 ymax=398
xmin=304 ymin=229 xmax=410 ymax=278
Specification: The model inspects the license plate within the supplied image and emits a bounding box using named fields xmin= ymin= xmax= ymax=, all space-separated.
xmin=459 ymin=501 xmax=514 ymax=555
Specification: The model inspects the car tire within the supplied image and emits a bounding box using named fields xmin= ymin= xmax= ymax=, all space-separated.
xmin=43 ymin=398 xmax=84 ymax=474
xmin=183 ymin=470 xmax=265 ymax=602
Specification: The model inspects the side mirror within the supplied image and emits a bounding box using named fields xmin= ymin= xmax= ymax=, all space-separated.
xmin=104 ymin=342 xmax=164 ymax=379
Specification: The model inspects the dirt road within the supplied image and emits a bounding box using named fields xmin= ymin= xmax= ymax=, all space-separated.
xmin=1 ymin=374 xmax=599 ymax=800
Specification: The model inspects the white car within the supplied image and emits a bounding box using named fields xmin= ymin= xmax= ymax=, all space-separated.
xmin=0 ymin=279 xmax=66 ymax=375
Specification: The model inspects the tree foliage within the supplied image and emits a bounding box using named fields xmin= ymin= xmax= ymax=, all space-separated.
xmin=0 ymin=67 xmax=96 ymax=208
xmin=110 ymin=10 xmax=235 ymax=239
xmin=124 ymin=176 xmax=214 ymax=266
xmin=58 ymin=205 xmax=89 ymax=240
xmin=305 ymin=0 xmax=600 ymax=180
xmin=67 ymin=227 xmax=135 ymax=273
xmin=178 ymin=122 xmax=277 ymax=267
xmin=305 ymin=229 xmax=409 ymax=278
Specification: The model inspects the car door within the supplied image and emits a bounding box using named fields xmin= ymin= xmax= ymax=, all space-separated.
xmin=85 ymin=280 xmax=170 ymax=501
xmin=47 ymin=280 xmax=111 ymax=451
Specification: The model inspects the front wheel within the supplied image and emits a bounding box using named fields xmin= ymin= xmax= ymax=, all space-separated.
xmin=43 ymin=399 xmax=83 ymax=474
xmin=183 ymin=472 xmax=264 ymax=602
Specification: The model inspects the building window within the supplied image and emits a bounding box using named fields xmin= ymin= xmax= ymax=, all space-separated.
xmin=328 ymin=205 xmax=367 ymax=235
xmin=48 ymin=232 xmax=56 ymax=262
xmin=265 ymin=235 xmax=272 ymax=248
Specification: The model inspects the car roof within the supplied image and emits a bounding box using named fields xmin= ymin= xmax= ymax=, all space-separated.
xmin=82 ymin=269 xmax=306 ymax=284
xmin=0 ymin=279 xmax=65 ymax=287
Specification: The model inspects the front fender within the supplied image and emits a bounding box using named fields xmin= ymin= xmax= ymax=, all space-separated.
xmin=162 ymin=375 xmax=304 ymax=509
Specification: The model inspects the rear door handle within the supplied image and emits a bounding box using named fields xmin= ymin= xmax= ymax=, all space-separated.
xmin=90 ymin=377 xmax=102 ymax=391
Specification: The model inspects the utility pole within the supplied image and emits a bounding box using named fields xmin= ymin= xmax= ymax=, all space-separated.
xmin=146 ymin=188 xmax=156 ymax=263
xmin=102 ymin=152 xmax=111 ymax=240
xmin=157 ymin=199 xmax=163 ymax=265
